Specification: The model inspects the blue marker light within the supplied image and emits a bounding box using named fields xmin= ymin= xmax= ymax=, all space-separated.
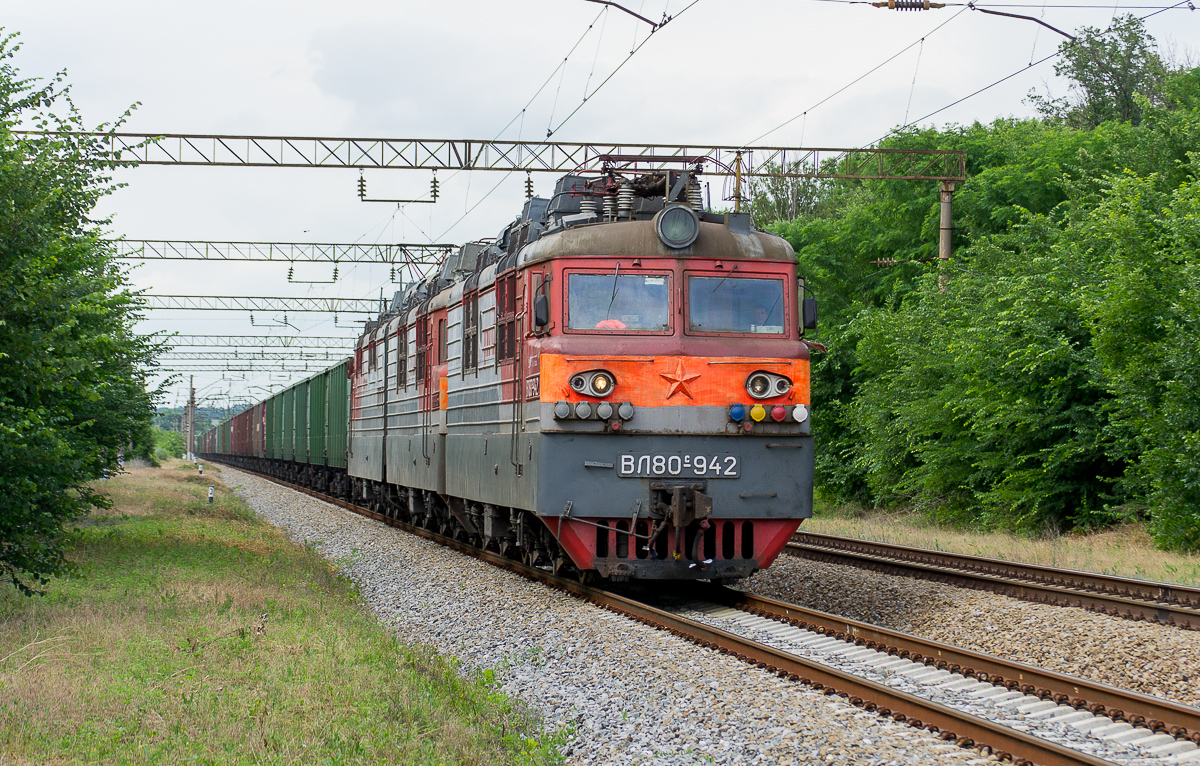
xmin=729 ymin=403 xmax=746 ymax=421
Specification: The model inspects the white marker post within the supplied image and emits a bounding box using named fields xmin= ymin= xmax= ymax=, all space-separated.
xmin=208 ymin=486 xmax=215 ymax=505
xmin=198 ymin=464 xmax=203 ymax=476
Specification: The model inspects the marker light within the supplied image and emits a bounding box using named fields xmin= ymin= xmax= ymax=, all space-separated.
xmin=792 ymin=404 xmax=810 ymax=423
xmin=554 ymin=401 xmax=572 ymax=419
xmin=596 ymin=402 xmax=614 ymax=420
xmin=750 ymin=404 xmax=766 ymax=422
xmin=771 ymin=405 xmax=787 ymax=422
xmin=610 ymin=420 xmax=621 ymax=431
xmin=729 ymin=403 xmax=746 ymax=421
xmin=575 ymin=402 xmax=593 ymax=419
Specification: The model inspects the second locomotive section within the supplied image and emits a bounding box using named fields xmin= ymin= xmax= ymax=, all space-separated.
xmin=349 ymin=171 xmax=815 ymax=581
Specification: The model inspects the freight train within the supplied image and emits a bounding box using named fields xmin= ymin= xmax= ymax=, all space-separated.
xmin=199 ymin=167 xmax=817 ymax=582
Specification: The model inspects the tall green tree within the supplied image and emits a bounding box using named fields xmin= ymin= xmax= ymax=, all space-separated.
xmin=758 ymin=16 xmax=1200 ymax=547
xmin=0 ymin=34 xmax=165 ymax=593
xmin=1030 ymin=15 xmax=1167 ymax=128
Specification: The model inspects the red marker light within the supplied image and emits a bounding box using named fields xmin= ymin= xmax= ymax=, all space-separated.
xmin=610 ymin=421 xmax=621 ymax=431
xmin=743 ymin=422 xmax=753 ymax=432
xmin=771 ymin=405 xmax=786 ymax=422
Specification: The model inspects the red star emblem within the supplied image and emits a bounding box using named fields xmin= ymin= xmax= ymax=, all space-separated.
xmin=660 ymin=359 xmax=701 ymax=400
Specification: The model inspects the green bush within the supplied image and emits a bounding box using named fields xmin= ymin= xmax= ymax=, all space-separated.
xmin=760 ymin=26 xmax=1200 ymax=549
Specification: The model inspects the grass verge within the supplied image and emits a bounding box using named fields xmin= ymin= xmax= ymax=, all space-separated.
xmin=0 ymin=459 xmax=565 ymax=765
xmin=808 ymin=500 xmax=1200 ymax=587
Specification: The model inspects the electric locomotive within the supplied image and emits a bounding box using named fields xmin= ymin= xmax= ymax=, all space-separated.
xmin=345 ymin=168 xmax=816 ymax=581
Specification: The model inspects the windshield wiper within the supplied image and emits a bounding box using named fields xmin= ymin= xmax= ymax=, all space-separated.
xmin=710 ymin=263 xmax=738 ymax=293
xmin=605 ymin=263 xmax=621 ymax=320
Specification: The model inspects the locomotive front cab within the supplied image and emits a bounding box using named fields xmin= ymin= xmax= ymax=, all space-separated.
xmin=523 ymin=203 xmax=815 ymax=581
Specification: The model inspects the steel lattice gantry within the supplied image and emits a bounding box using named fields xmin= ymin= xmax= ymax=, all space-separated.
xmin=114 ymin=240 xmax=455 ymax=264
xmin=143 ymin=295 xmax=381 ymax=313
xmin=154 ymin=367 xmax=336 ymax=376
xmin=167 ymin=335 xmax=358 ymax=349
xmin=29 ymin=132 xmax=967 ymax=182
xmin=161 ymin=351 xmax=352 ymax=362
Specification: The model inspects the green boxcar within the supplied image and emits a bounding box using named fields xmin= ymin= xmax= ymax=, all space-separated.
xmin=273 ymin=394 xmax=284 ymax=460
xmin=309 ymin=372 xmax=328 ymax=467
xmin=282 ymin=387 xmax=295 ymax=462
xmin=327 ymin=359 xmax=350 ymax=469
xmin=265 ymin=394 xmax=277 ymax=459
xmin=295 ymin=380 xmax=310 ymax=465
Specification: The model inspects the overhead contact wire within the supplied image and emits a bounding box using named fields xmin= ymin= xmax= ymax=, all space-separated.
xmin=904 ymin=38 xmax=926 ymax=126
xmin=447 ymin=0 xmax=700 ymax=238
xmin=547 ymin=0 xmax=702 ymax=137
xmin=869 ymin=0 xmax=1193 ymax=143
xmin=352 ymin=8 xmax=607 ymax=248
xmin=744 ymin=7 xmax=968 ymax=146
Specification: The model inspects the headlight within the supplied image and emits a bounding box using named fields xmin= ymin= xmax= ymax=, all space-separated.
xmin=747 ymin=373 xmax=772 ymax=398
xmin=591 ymin=372 xmax=614 ymax=395
xmin=746 ymin=371 xmax=791 ymax=400
xmin=654 ymin=204 xmax=700 ymax=249
xmin=568 ymin=370 xmax=617 ymax=398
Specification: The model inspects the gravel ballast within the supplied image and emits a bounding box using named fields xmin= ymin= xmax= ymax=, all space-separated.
xmin=746 ymin=553 xmax=1200 ymax=707
xmin=222 ymin=467 xmax=989 ymax=766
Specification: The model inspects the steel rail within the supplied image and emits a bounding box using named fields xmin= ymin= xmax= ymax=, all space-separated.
xmin=712 ymin=587 xmax=1200 ymax=746
xmin=208 ymin=460 xmax=1118 ymax=766
xmin=788 ymin=533 xmax=1200 ymax=629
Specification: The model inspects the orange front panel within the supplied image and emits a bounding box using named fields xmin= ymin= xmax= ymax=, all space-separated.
xmin=539 ymin=354 xmax=810 ymax=407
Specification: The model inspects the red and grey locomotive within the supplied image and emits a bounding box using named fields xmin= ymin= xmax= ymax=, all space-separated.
xmin=203 ymin=167 xmax=817 ymax=582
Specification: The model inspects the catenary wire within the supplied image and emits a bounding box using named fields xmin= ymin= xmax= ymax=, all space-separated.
xmin=350 ymin=7 xmax=607 ymax=248
xmin=440 ymin=0 xmax=702 ymax=240
xmin=744 ymin=7 xmax=968 ymax=146
xmin=803 ymin=0 xmax=1189 ymax=6
xmin=869 ymin=0 xmax=1194 ymax=143
xmin=547 ymin=0 xmax=702 ymax=137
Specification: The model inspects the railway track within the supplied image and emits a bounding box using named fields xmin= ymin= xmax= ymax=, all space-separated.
xmin=789 ymin=532 xmax=1200 ymax=629
xmin=216 ymin=461 xmax=1200 ymax=766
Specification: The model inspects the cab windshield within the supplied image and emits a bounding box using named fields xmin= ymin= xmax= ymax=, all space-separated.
xmin=567 ymin=272 xmax=671 ymax=331
xmin=688 ymin=276 xmax=785 ymax=334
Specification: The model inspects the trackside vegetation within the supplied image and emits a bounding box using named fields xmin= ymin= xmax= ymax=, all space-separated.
xmin=0 ymin=461 xmax=565 ymax=765
xmin=0 ymin=33 xmax=164 ymax=594
xmin=751 ymin=17 xmax=1200 ymax=550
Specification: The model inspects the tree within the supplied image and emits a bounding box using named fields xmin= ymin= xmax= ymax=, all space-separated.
xmin=765 ymin=54 xmax=1200 ymax=545
xmin=0 ymin=34 xmax=165 ymax=594
xmin=1030 ymin=15 xmax=1166 ymax=128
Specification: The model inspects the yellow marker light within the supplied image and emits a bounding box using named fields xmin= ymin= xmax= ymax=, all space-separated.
xmin=750 ymin=403 xmax=767 ymax=422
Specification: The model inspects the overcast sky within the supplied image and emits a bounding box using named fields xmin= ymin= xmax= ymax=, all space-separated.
xmin=6 ymin=0 xmax=1196 ymax=412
